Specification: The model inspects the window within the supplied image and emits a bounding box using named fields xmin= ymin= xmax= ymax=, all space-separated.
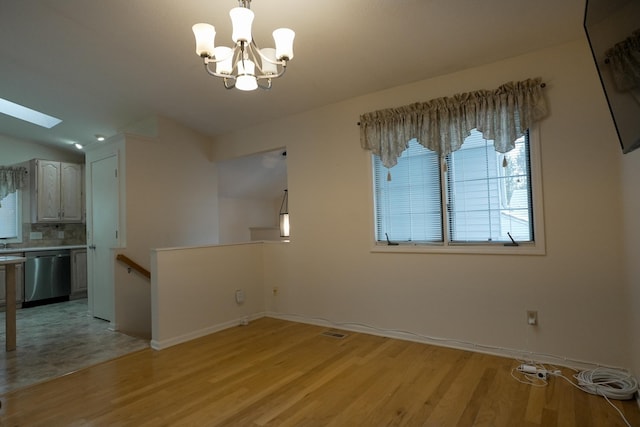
xmin=0 ymin=191 xmax=21 ymax=241
xmin=372 ymin=129 xmax=544 ymax=254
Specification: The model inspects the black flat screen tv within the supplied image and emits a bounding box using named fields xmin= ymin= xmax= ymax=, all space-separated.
xmin=584 ymin=0 xmax=640 ymax=154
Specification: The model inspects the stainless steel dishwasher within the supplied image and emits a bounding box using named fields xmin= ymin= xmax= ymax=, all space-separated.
xmin=24 ymin=249 xmax=71 ymax=306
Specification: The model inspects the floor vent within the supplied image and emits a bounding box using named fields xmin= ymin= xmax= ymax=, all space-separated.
xmin=320 ymin=330 xmax=348 ymax=339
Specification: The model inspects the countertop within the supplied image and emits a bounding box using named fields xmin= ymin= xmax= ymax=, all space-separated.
xmin=0 ymin=255 xmax=27 ymax=264
xmin=0 ymin=245 xmax=87 ymax=255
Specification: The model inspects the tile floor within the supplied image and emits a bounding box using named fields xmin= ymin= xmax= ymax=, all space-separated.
xmin=0 ymin=299 xmax=148 ymax=394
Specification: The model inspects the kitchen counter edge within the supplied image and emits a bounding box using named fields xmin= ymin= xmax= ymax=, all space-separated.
xmin=0 ymin=245 xmax=87 ymax=254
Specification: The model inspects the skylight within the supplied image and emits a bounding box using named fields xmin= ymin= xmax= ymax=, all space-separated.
xmin=0 ymin=97 xmax=62 ymax=128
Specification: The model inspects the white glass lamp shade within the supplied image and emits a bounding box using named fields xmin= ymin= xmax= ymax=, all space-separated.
xmin=280 ymin=213 xmax=290 ymax=237
xmin=213 ymin=46 xmax=234 ymax=74
xmin=260 ymin=48 xmax=279 ymax=74
xmin=273 ymin=28 xmax=295 ymax=60
xmin=236 ymin=59 xmax=258 ymax=91
xmin=230 ymin=7 xmax=254 ymax=43
xmin=192 ymin=23 xmax=216 ymax=57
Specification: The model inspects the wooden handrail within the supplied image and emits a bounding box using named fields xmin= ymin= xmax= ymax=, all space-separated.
xmin=116 ymin=254 xmax=151 ymax=279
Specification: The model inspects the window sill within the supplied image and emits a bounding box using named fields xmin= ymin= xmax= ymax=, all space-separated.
xmin=371 ymin=242 xmax=545 ymax=255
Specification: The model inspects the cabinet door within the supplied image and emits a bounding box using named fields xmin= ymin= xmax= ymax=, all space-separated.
xmin=61 ymin=162 xmax=83 ymax=222
xmin=36 ymin=160 xmax=62 ymax=221
xmin=71 ymin=249 xmax=88 ymax=295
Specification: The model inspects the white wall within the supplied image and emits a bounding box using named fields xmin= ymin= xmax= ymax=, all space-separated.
xmin=622 ymin=149 xmax=640 ymax=377
xmin=114 ymin=117 xmax=219 ymax=337
xmin=0 ymin=134 xmax=83 ymax=165
xmin=151 ymin=243 xmax=266 ymax=349
xmin=218 ymin=196 xmax=280 ymax=244
xmin=214 ymin=39 xmax=632 ymax=369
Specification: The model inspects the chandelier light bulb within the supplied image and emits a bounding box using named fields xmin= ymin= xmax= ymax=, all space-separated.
xmin=273 ymin=28 xmax=295 ymax=60
xmin=259 ymin=48 xmax=278 ymax=75
xmin=230 ymin=7 xmax=254 ymax=43
xmin=213 ymin=46 xmax=234 ymax=74
xmin=236 ymin=59 xmax=258 ymax=91
xmin=192 ymin=23 xmax=216 ymax=57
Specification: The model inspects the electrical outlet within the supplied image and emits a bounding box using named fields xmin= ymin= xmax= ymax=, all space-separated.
xmin=235 ymin=289 xmax=245 ymax=305
xmin=527 ymin=310 xmax=538 ymax=326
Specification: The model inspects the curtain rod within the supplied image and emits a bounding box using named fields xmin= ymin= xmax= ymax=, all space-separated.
xmin=356 ymin=82 xmax=547 ymax=126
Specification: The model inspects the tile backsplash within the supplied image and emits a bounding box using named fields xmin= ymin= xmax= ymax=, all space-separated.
xmin=11 ymin=222 xmax=86 ymax=248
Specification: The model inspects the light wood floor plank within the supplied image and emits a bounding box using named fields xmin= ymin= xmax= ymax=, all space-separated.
xmin=1 ymin=317 xmax=639 ymax=426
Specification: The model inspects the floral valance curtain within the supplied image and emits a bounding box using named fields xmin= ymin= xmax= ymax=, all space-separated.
xmin=0 ymin=167 xmax=27 ymax=207
xmin=359 ymin=78 xmax=548 ymax=169
xmin=606 ymin=29 xmax=640 ymax=92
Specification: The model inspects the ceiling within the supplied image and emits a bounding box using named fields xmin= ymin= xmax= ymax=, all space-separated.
xmin=0 ymin=0 xmax=587 ymax=153
xmin=1 ymin=1 xmax=587 ymax=200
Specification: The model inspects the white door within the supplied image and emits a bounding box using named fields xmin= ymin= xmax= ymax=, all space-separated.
xmin=88 ymin=154 xmax=118 ymax=322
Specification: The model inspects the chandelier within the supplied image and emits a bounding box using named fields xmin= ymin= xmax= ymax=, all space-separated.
xmin=192 ymin=0 xmax=295 ymax=91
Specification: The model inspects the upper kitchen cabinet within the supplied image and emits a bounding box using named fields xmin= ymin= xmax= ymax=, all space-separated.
xmin=30 ymin=160 xmax=84 ymax=223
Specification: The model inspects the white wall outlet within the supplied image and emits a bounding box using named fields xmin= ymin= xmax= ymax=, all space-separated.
xmin=29 ymin=231 xmax=43 ymax=240
xmin=235 ymin=289 xmax=245 ymax=305
xmin=57 ymin=231 xmax=65 ymax=239
xmin=527 ymin=310 xmax=538 ymax=326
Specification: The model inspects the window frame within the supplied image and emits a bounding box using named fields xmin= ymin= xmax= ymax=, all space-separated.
xmin=368 ymin=126 xmax=545 ymax=255
xmin=0 ymin=189 xmax=23 ymax=244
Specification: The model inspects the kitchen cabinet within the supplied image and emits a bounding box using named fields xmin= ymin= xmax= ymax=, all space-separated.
xmin=0 ymin=254 xmax=24 ymax=306
xmin=71 ymin=249 xmax=87 ymax=298
xmin=30 ymin=160 xmax=83 ymax=223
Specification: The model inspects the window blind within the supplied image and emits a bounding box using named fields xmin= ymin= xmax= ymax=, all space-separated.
xmin=373 ymin=139 xmax=442 ymax=242
xmin=446 ymin=130 xmax=532 ymax=242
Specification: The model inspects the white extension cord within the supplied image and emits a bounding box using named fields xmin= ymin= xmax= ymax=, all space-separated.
xmin=514 ymin=363 xmax=638 ymax=427
xmin=574 ymin=367 xmax=638 ymax=401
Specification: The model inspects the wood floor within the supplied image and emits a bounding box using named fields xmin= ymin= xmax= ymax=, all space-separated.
xmin=1 ymin=317 xmax=639 ymax=426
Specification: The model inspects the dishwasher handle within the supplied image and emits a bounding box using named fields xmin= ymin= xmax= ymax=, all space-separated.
xmin=29 ymin=254 xmax=70 ymax=258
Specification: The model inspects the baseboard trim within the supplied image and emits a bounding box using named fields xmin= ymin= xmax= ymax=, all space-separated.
xmin=150 ymin=312 xmax=266 ymax=350
xmin=265 ymin=311 xmax=630 ymax=373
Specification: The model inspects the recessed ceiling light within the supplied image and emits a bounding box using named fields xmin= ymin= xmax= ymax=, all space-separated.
xmin=0 ymin=97 xmax=62 ymax=128
xmin=74 ymin=143 xmax=83 ymax=149
xmin=95 ymin=135 xmax=105 ymax=141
